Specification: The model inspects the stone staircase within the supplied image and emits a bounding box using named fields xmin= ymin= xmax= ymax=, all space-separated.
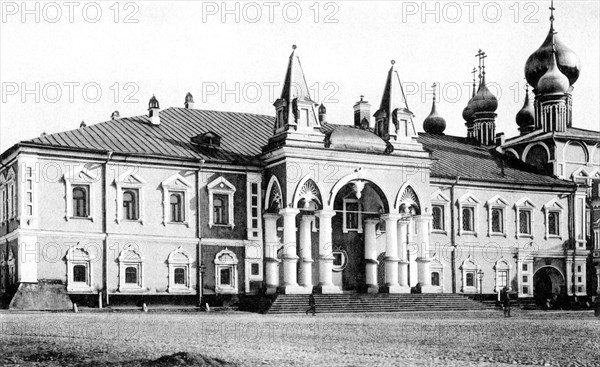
xmin=262 ymin=293 xmax=496 ymax=314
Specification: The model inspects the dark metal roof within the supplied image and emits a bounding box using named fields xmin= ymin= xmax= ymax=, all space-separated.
xmin=25 ymin=108 xmax=274 ymax=165
xmin=417 ymin=133 xmax=574 ymax=188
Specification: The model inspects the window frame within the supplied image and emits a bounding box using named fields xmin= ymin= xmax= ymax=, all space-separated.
xmin=117 ymin=245 xmax=144 ymax=292
xmin=72 ymin=186 xmax=89 ymax=218
xmin=214 ymin=249 xmax=239 ymax=294
xmin=514 ymin=198 xmax=536 ymax=239
xmin=114 ymin=170 xmax=146 ymax=224
xmin=342 ymin=195 xmax=363 ymax=233
xmin=493 ymin=257 xmax=512 ymax=293
xmin=167 ymin=247 xmax=193 ymax=293
xmin=431 ymin=205 xmax=445 ymax=232
xmin=169 ymin=192 xmax=185 ymax=223
xmin=486 ymin=195 xmax=508 ymax=237
xmin=430 ymin=190 xmax=450 ymax=234
xmin=207 ymin=176 xmax=236 ymax=229
xmin=459 ymin=256 xmax=480 ymax=293
xmin=161 ymin=174 xmax=193 ymax=227
xmin=543 ymin=198 xmax=564 ymax=240
xmin=66 ymin=244 xmax=94 ymax=292
xmin=64 ymin=166 xmax=96 ymax=221
xmin=246 ymin=173 xmax=263 ymax=240
xmin=457 ymin=193 xmax=480 ymax=236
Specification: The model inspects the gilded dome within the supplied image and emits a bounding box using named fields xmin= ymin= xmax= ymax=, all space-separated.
xmin=524 ymin=27 xmax=580 ymax=88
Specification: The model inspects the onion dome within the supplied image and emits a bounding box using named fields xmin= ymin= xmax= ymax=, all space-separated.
xmin=524 ymin=12 xmax=580 ymax=87
xmin=148 ymin=95 xmax=159 ymax=110
xmin=470 ymin=76 xmax=498 ymax=114
xmin=423 ymin=84 xmax=446 ymax=134
xmin=537 ymin=47 xmax=569 ymax=95
xmin=462 ymin=67 xmax=478 ymax=122
xmin=516 ymin=86 xmax=535 ymax=128
xmin=185 ymin=92 xmax=194 ymax=103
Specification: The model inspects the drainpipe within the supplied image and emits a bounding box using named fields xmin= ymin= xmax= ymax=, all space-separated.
xmin=102 ymin=151 xmax=113 ymax=308
xmin=450 ymin=176 xmax=461 ymax=294
xmin=196 ymin=158 xmax=205 ymax=306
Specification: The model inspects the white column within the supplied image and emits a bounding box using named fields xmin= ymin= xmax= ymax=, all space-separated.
xmin=279 ymin=207 xmax=307 ymax=294
xmin=382 ymin=214 xmax=402 ymax=293
xmin=415 ymin=215 xmax=433 ymax=292
xmin=397 ymin=218 xmax=411 ymax=292
xmin=316 ymin=209 xmax=342 ymax=294
xmin=596 ymin=265 xmax=600 ymax=295
xmin=364 ymin=218 xmax=380 ymax=293
xmin=298 ymin=215 xmax=314 ymax=290
xmin=263 ymin=213 xmax=280 ymax=294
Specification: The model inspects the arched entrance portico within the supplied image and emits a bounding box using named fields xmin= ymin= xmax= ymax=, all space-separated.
xmin=533 ymin=266 xmax=566 ymax=304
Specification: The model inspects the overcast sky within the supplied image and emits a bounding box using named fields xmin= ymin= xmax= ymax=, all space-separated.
xmin=1 ymin=0 xmax=598 ymax=152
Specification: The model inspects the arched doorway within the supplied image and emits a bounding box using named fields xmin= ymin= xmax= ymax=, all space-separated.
xmin=331 ymin=180 xmax=389 ymax=291
xmin=533 ymin=266 xmax=565 ymax=304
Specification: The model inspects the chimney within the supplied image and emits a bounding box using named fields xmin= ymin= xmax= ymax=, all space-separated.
xmin=495 ymin=132 xmax=505 ymax=147
xmin=353 ymin=95 xmax=371 ymax=129
xmin=148 ymin=95 xmax=160 ymax=125
xmin=185 ymin=92 xmax=194 ymax=109
xmin=111 ymin=111 xmax=120 ymax=120
xmin=318 ymin=103 xmax=327 ymax=124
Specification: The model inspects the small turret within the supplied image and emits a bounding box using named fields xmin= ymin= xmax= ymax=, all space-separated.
xmin=148 ymin=95 xmax=160 ymax=125
xmin=353 ymin=96 xmax=371 ymax=129
xmin=185 ymin=92 xmax=194 ymax=109
xmin=422 ymin=83 xmax=446 ymax=135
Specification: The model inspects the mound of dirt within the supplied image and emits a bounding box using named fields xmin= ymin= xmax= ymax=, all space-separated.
xmin=141 ymin=352 xmax=237 ymax=367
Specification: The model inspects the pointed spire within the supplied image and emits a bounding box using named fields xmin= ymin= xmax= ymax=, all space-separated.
xmin=471 ymin=67 xmax=477 ymax=97
xmin=377 ymin=60 xmax=411 ymax=117
xmin=280 ymin=44 xmax=314 ymax=103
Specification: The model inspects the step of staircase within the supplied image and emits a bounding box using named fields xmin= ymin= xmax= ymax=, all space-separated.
xmin=260 ymin=294 xmax=496 ymax=314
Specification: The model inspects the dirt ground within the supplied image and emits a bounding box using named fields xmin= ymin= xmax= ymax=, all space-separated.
xmin=1 ymin=309 xmax=599 ymax=366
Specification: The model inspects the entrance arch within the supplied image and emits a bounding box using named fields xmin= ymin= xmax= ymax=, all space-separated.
xmin=533 ymin=266 xmax=565 ymax=302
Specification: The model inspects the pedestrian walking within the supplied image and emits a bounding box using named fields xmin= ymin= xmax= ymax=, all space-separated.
xmin=306 ymin=292 xmax=316 ymax=316
xmin=500 ymin=287 xmax=511 ymax=317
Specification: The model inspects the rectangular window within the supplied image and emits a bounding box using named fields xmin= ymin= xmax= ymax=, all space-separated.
xmin=344 ymin=199 xmax=362 ymax=232
xmin=577 ymin=265 xmax=582 ymax=273
xmin=519 ymin=210 xmax=531 ymax=235
xmin=432 ymin=205 xmax=444 ymax=230
xmin=466 ymin=272 xmax=475 ymax=287
xmin=522 ymin=275 xmax=528 ymax=283
xmin=169 ymin=192 xmax=184 ymax=222
xmin=73 ymin=265 xmax=87 ymax=283
xmin=522 ymin=264 xmax=528 ymax=272
xmin=174 ymin=268 xmax=186 ymax=285
xmin=491 ymin=208 xmax=503 ymax=233
xmin=548 ymin=211 xmax=560 ymax=236
xmin=462 ymin=207 xmax=474 ymax=232
xmin=431 ymin=272 xmax=440 ymax=286
xmin=523 ymin=286 xmax=529 ymax=294
xmin=213 ymin=194 xmax=229 ymax=225
xmin=122 ymin=189 xmax=139 ymax=220
xmin=251 ymin=263 xmax=259 ymax=276
xmin=125 ymin=267 xmax=138 ymax=284
xmin=498 ymin=270 xmax=508 ymax=288
xmin=578 ymin=277 xmax=582 ymax=283
xmin=220 ymin=268 xmax=231 ymax=286
xmin=72 ymin=186 xmax=89 ymax=218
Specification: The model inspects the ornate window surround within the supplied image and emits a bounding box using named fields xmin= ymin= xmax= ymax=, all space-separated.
xmin=214 ymin=249 xmax=239 ymax=294
xmin=167 ymin=246 xmax=193 ymax=293
xmin=493 ymin=257 xmax=512 ymax=293
xmin=208 ymin=176 xmax=236 ymax=229
xmin=114 ymin=170 xmax=146 ymax=224
xmin=514 ymin=198 xmax=535 ymax=239
xmin=430 ymin=189 xmax=450 ymax=234
xmin=486 ymin=195 xmax=508 ymax=237
xmin=66 ymin=244 xmax=94 ymax=292
xmin=457 ymin=193 xmax=480 ymax=236
xmin=543 ymin=198 xmax=564 ymax=240
xmin=459 ymin=256 xmax=480 ymax=294
xmin=118 ymin=244 xmax=144 ymax=292
xmin=64 ymin=166 xmax=96 ymax=221
xmin=430 ymin=259 xmax=445 ymax=291
xmin=161 ymin=173 xmax=192 ymax=226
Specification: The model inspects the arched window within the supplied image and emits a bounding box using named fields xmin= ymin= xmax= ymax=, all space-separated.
xmin=491 ymin=208 xmax=503 ymax=233
xmin=73 ymin=265 xmax=87 ymax=283
xmin=431 ymin=272 xmax=440 ymax=286
xmin=170 ymin=193 xmax=183 ymax=222
xmin=125 ymin=266 xmax=138 ymax=284
xmin=123 ymin=190 xmax=138 ymax=220
xmin=72 ymin=187 xmax=88 ymax=217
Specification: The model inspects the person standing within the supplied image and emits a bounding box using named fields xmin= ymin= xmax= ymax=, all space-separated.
xmin=500 ymin=287 xmax=511 ymax=317
xmin=306 ymin=292 xmax=316 ymax=316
